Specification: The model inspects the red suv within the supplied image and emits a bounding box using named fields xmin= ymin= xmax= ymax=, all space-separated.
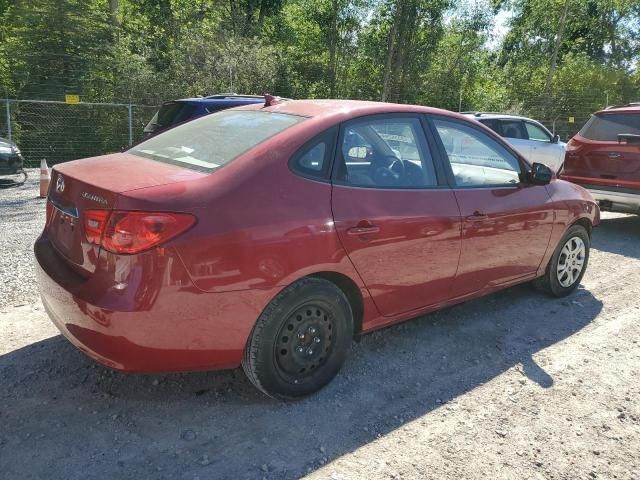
xmin=35 ymin=99 xmax=599 ymax=399
xmin=562 ymin=104 xmax=640 ymax=214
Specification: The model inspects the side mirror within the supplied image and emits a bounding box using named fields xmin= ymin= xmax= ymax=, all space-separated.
xmin=529 ymin=162 xmax=553 ymax=185
xmin=551 ymin=134 xmax=560 ymax=144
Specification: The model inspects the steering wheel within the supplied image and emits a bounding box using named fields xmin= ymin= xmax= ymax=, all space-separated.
xmin=374 ymin=155 xmax=405 ymax=186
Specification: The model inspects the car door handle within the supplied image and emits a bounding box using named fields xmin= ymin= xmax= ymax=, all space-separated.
xmin=347 ymin=225 xmax=380 ymax=236
xmin=466 ymin=212 xmax=488 ymax=222
xmin=607 ymin=152 xmax=622 ymax=158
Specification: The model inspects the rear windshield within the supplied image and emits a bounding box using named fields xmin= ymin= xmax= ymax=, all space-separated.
xmin=130 ymin=110 xmax=305 ymax=172
xmin=580 ymin=112 xmax=640 ymax=141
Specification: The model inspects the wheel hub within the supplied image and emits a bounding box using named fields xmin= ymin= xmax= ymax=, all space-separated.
xmin=275 ymin=305 xmax=334 ymax=378
xmin=556 ymin=236 xmax=586 ymax=288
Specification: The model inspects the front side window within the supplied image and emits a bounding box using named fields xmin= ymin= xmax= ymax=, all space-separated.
xmin=580 ymin=113 xmax=640 ymax=141
xmin=500 ymin=120 xmax=526 ymax=139
xmin=334 ymin=117 xmax=437 ymax=188
xmin=525 ymin=122 xmax=552 ymax=142
xmin=433 ymin=118 xmax=522 ymax=187
xmin=130 ymin=110 xmax=305 ymax=172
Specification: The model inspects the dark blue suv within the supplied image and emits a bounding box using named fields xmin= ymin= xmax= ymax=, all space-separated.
xmin=143 ymin=94 xmax=266 ymax=136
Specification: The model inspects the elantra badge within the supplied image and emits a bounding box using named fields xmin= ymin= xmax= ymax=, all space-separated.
xmin=81 ymin=191 xmax=108 ymax=205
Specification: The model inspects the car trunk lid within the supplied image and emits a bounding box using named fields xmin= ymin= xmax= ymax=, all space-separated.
xmin=47 ymin=153 xmax=206 ymax=275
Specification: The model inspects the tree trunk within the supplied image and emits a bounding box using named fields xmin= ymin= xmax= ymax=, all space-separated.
xmin=328 ymin=0 xmax=339 ymax=97
xmin=382 ymin=3 xmax=401 ymax=102
xmin=544 ymin=0 xmax=570 ymax=95
xmin=108 ymin=0 xmax=119 ymax=27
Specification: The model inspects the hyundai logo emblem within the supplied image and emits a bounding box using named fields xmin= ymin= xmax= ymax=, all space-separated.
xmin=56 ymin=175 xmax=65 ymax=193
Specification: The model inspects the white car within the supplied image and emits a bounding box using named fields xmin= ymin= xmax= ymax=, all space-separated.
xmin=463 ymin=113 xmax=566 ymax=172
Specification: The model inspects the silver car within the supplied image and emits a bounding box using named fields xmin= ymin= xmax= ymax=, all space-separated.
xmin=463 ymin=113 xmax=566 ymax=172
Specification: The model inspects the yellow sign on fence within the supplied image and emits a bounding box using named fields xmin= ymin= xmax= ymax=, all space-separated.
xmin=65 ymin=94 xmax=80 ymax=105
xmin=568 ymin=116 xmax=575 ymax=123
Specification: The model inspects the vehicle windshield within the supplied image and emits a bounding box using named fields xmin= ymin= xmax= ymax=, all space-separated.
xmin=580 ymin=112 xmax=640 ymax=141
xmin=130 ymin=110 xmax=305 ymax=172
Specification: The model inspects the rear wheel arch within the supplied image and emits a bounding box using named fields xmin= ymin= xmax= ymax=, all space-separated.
xmin=309 ymin=271 xmax=364 ymax=337
xmin=242 ymin=275 xmax=355 ymax=399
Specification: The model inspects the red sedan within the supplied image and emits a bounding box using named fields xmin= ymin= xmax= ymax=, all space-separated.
xmin=35 ymin=99 xmax=599 ymax=399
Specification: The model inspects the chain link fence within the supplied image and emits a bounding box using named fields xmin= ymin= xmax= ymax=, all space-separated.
xmin=1 ymin=99 xmax=157 ymax=166
xmin=0 ymin=90 xmax=632 ymax=167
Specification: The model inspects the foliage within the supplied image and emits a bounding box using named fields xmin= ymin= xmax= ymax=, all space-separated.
xmin=0 ymin=0 xmax=639 ymax=162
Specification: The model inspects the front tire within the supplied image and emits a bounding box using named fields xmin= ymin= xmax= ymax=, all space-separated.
xmin=242 ymin=277 xmax=354 ymax=400
xmin=534 ymin=224 xmax=590 ymax=297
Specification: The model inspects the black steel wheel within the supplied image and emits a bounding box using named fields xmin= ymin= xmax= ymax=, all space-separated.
xmin=242 ymin=277 xmax=354 ymax=400
xmin=275 ymin=304 xmax=336 ymax=380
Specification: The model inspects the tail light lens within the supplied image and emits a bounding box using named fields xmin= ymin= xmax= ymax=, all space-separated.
xmin=84 ymin=210 xmax=111 ymax=244
xmin=83 ymin=210 xmax=195 ymax=254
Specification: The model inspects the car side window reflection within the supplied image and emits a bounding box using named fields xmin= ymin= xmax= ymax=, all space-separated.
xmin=335 ymin=117 xmax=437 ymax=188
xmin=433 ymin=118 xmax=522 ymax=188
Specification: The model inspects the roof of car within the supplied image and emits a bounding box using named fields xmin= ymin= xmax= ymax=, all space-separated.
xmin=461 ymin=112 xmax=534 ymax=121
xmin=172 ymin=94 xmax=265 ymax=104
xmin=236 ymin=99 xmax=461 ymax=122
xmin=598 ymin=103 xmax=640 ymax=114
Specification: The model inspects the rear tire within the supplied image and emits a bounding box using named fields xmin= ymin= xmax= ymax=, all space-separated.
xmin=242 ymin=277 xmax=354 ymax=400
xmin=534 ymin=225 xmax=590 ymax=297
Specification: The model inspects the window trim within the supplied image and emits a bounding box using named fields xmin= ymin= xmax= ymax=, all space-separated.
xmin=425 ymin=114 xmax=531 ymax=190
xmin=330 ymin=113 xmax=448 ymax=190
xmin=288 ymin=126 xmax=338 ymax=183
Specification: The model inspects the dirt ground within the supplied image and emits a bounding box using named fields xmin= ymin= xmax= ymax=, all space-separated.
xmin=1 ymin=172 xmax=639 ymax=480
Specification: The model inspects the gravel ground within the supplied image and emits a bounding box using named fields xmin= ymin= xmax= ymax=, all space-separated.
xmin=0 ymin=169 xmax=46 ymax=310
xmin=1 ymin=176 xmax=639 ymax=479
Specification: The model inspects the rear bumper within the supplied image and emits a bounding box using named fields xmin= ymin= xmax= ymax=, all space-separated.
xmin=582 ymin=186 xmax=640 ymax=214
xmin=34 ymin=233 xmax=277 ymax=373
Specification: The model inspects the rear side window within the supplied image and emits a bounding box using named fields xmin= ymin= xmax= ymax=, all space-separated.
xmin=580 ymin=113 xmax=640 ymax=141
xmin=130 ymin=111 xmax=305 ymax=172
xmin=479 ymin=119 xmax=502 ymax=135
xmin=334 ymin=116 xmax=438 ymax=188
xmin=290 ymin=128 xmax=337 ymax=180
xmin=500 ymin=120 xmax=526 ymax=139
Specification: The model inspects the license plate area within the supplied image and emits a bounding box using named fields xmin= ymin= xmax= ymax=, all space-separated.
xmin=48 ymin=200 xmax=82 ymax=262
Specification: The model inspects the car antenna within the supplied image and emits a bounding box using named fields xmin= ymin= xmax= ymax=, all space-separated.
xmin=263 ymin=93 xmax=283 ymax=107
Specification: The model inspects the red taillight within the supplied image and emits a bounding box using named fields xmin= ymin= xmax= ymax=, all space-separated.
xmin=83 ymin=210 xmax=195 ymax=254
xmin=84 ymin=210 xmax=111 ymax=245
xmin=101 ymin=211 xmax=195 ymax=254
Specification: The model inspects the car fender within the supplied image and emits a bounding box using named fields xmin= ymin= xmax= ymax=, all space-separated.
xmin=536 ymin=179 xmax=600 ymax=276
